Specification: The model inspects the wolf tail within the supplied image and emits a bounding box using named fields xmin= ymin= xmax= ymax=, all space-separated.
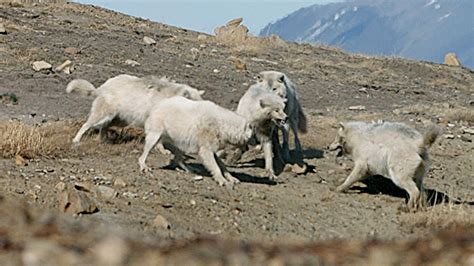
xmin=420 ymin=124 xmax=442 ymax=150
xmin=297 ymin=103 xmax=307 ymax=134
xmin=66 ymin=79 xmax=97 ymax=96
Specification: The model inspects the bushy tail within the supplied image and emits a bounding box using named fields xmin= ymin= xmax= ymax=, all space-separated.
xmin=297 ymin=104 xmax=307 ymax=134
xmin=420 ymin=124 xmax=442 ymax=150
xmin=66 ymin=79 xmax=97 ymax=96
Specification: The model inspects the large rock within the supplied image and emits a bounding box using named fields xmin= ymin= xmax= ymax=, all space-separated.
xmin=444 ymin=53 xmax=461 ymax=66
xmin=58 ymin=189 xmax=98 ymax=215
xmin=32 ymin=61 xmax=52 ymax=72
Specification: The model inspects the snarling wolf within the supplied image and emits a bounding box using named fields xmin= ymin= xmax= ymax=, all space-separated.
xmin=138 ymin=95 xmax=286 ymax=187
xmin=328 ymin=121 xmax=441 ymax=211
xmin=66 ymin=74 xmax=204 ymax=144
xmin=236 ymin=84 xmax=288 ymax=180
xmin=257 ymin=71 xmax=307 ymax=163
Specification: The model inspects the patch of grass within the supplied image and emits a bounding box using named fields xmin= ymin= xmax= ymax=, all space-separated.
xmin=0 ymin=121 xmax=78 ymax=158
xmin=0 ymin=93 xmax=18 ymax=104
xmin=400 ymin=203 xmax=474 ymax=231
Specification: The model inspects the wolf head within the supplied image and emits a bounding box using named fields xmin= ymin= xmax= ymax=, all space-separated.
xmin=328 ymin=122 xmax=352 ymax=156
xmin=257 ymin=71 xmax=288 ymax=99
xmin=178 ymin=85 xmax=205 ymax=101
xmin=256 ymin=92 xmax=287 ymax=127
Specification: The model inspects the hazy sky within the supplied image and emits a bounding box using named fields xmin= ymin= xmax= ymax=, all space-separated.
xmin=76 ymin=0 xmax=342 ymax=34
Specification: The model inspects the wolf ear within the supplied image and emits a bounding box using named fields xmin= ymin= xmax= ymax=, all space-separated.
xmin=198 ymin=90 xmax=205 ymax=95
xmin=339 ymin=122 xmax=345 ymax=130
xmin=182 ymin=90 xmax=191 ymax=99
xmin=256 ymin=75 xmax=263 ymax=82
xmin=278 ymin=75 xmax=285 ymax=83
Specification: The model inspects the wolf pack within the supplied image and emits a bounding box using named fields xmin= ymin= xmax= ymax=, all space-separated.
xmin=66 ymin=70 xmax=441 ymax=211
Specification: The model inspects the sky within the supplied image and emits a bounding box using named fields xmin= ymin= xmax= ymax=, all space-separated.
xmin=75 ymin=0 xmax=342 ymax=34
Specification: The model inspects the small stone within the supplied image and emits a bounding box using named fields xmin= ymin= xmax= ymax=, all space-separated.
xmin=190 ymin=47 xmax=199 ymax=61
xmin=55 ymin=60 xmax=72 ymax=72
xmin=348 ymin=105 xmax=366 ymax=111
xmin=0 ymin=24 xmax=6 ymax=34
xmin=153 ymin=214 xmax=171 ymax=229
xmin=193 ymin=175 xmax=204 ymax=181
xmin=64 ymin=47 xmax=80 ymax=54
xmin=125 ymin=59 xmax=140 ymax=66
xmin=291 ymin=164 xmax=307 ymax=174
xmin=162 ymin=203 xmax=173 ymax=208
xmin=463 ymin=128 xmax=474 ymax=135
xmin=444 ymin=134 xmax=455 ymax=139
xmin=113 ymin=178 xmax=127 ymax=188
xmin=74 ymin=181 xmax=93 ymax=192
xmin=59 ymin=189 xmax=98 ymax=215
xmin=96 ymin=185 xmax=117 ymax=201
xmin=226 ymin=17 xmax=243 ymax=27
xmin=55 ymin=182 xmax=66 ymax=191
xmin=328 ymin=169 xmax=336 ymax=175
xmin=15 ymin=155 xmax=27 ymax=166
xmin=234 ymin=58 xmax=247 ymax=71
xmin=213 ymin=69 xmax=220 ymax=73
xmin=197 ymin=34 xmax=208 ymax=41
xmin=447 ymin=123 xmax=455 ymax=128
xmin=32 ymin=61 xmax=52 ymax=72
xmin=143 ymin=36 xmax=156 ymax=45
xmin=190 ymin=199 xmax=196 ymax=206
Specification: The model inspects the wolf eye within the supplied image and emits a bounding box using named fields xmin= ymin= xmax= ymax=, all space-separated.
xmin=272 ymin=87 xmax=277 ymax=91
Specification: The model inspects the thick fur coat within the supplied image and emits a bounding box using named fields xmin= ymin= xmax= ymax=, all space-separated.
xmin=328 ymin=121 xmax=441 ymax=210
xmin=139 ymin=96 xmax=286 ymax=187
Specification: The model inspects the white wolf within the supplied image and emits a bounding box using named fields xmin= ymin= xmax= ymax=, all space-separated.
xmin=257 ymin=71 xmax=307 ymax=163
xmin=66 ymin=74 xmax=205 ymax=144
xmin=138 ymin=95 xmax=287 ymax=187
xmin=328 ymin=121 xmax=441 ymax=211
xmin=236 ymin=84 xmax=288 ymax=180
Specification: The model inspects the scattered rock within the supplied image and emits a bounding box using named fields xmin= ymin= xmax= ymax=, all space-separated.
xmin=462 ymin=128 xmax=474 ymax=135
xmin=143 ymin=36 xmax=156 ymax=45
xmin=153 ymin=214 xmax=171 ymax=229
xmin=15 ymin=155 xmax=27 ymax=166
xmin=190 ymin=47 xmax=199 ymax=61
xmin=291 ymin=164 xmax=307 ymax=174
xmin=32 ymin=61 xmax=52 ymax=72
xmin=162 ymin=203 xmax=173 ymax=208
xmin=54 ymin=60 xmax=73 ymax=73
xmin=113 ymin=178 xmax=127 ymax=188
xmin=190 ymin=199 xmax=196 ymax=206
xmin=58 ymin=189 xmax=98 ymax=215
xmin=95 ymin=185 xmax=117 ymax=201
xmin=197 ymin=34 xmax=208 ymax=41
xmin=193 ymin=176 xmax=204 ymax=181
xmin=74 ymin=181 xmax=93 ymax=192
xmin=64 ymin=47 xmax=80 ymax=55
xmin=348 ymin=105 xmax=366 ymax=111
xmin=125 ymin=59 xmax=140 ymax=66
xmin=444 ymin=53 xmax=461 ymax=66
xmin=234 ymin=58 xmax=247 ymax=71
xmin=213 ymin=69 xmax=220 ymax=73
xmin=226 ymin=17 xmax=243 ymax=27
xmin=55 ymin=182 xmax=66 ymax=192
xmin=0 ymin=24 xmax=6 ymax=34
xmin=444 ymin=134 xmax=455 ymax=139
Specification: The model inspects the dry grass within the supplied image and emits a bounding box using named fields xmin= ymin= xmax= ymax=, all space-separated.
xmin=400 ymin=203 xmax=474 ymax=231
xmin=0 ymin=121 xmax=78 ymax=158
xmin=398 ymin=104 xmax=474 ymax=123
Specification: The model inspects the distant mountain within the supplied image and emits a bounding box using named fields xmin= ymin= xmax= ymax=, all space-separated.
xmin=260 ymin=0 xmax=474 ymax=69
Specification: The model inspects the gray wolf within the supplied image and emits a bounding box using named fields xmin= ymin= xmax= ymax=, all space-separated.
xmin=257 ymin=71 xmax=307 ymax=163
xmin=236 ymin=84 xmax=288 ymax=180
xmin=328 ymin=121 xmax=441 ymax=211
xmin=138 ymin=95 xmax=286 ymax=187
xmin=66 ymin=74 xmax=205 ymax=145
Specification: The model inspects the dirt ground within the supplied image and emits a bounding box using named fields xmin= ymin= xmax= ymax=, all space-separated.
xmin=0 ymin=2 xmax=473 ymax=265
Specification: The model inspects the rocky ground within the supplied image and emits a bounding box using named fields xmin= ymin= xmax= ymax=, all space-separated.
xmin=0 ymin=1 xmax=473 ymax=265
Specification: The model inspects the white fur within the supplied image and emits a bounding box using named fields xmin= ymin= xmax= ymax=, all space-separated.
xmin=236 ymin=84 xmax=287 ymax=180
xmin=139 ymin=95 xmax=286 ymax=187
xmin=328 ymin=121 xmax=441 ymax=211
xmin=66 ymin=74 xmax=205 ymax=145
xmin=257 ymin=71 xmax=307 ymax=163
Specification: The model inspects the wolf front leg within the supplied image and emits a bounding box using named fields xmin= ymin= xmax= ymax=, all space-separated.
xmin=199 ymin=147 xmax=231 ymax=187
xmin=262 ymin=140 xmax=277 ymax=180
xmin=335 ymin=161 xmax=368 ymax=192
